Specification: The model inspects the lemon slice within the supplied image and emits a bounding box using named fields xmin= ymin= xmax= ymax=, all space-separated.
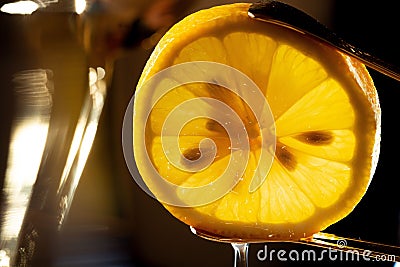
xmin=133 ymin=3 xmax=381 ymax=240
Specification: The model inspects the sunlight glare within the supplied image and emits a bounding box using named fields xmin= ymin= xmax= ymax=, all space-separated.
xmin=1 ymin=1 xmax=39 ymax=14
xmin=75 ymin=0 xmax=86 ymax=14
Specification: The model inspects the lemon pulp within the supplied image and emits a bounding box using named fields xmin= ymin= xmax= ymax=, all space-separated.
xmin=133 ymin=3 xmax=380 ymax=240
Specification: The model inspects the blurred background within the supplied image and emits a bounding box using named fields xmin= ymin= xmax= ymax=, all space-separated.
xmin=0 ymin=0 xmax=399 ymax=266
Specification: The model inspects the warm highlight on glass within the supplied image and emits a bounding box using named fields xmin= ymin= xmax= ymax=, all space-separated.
xmin=0 ymin=2 xmax=106 ymax=266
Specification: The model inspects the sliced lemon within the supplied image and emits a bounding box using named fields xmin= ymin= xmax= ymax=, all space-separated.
xmin=133 ymin=3 xmax=380 ymax=240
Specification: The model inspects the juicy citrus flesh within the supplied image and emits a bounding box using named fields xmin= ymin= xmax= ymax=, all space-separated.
xmin=133 ymin=3 xmax=380 ymax=240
